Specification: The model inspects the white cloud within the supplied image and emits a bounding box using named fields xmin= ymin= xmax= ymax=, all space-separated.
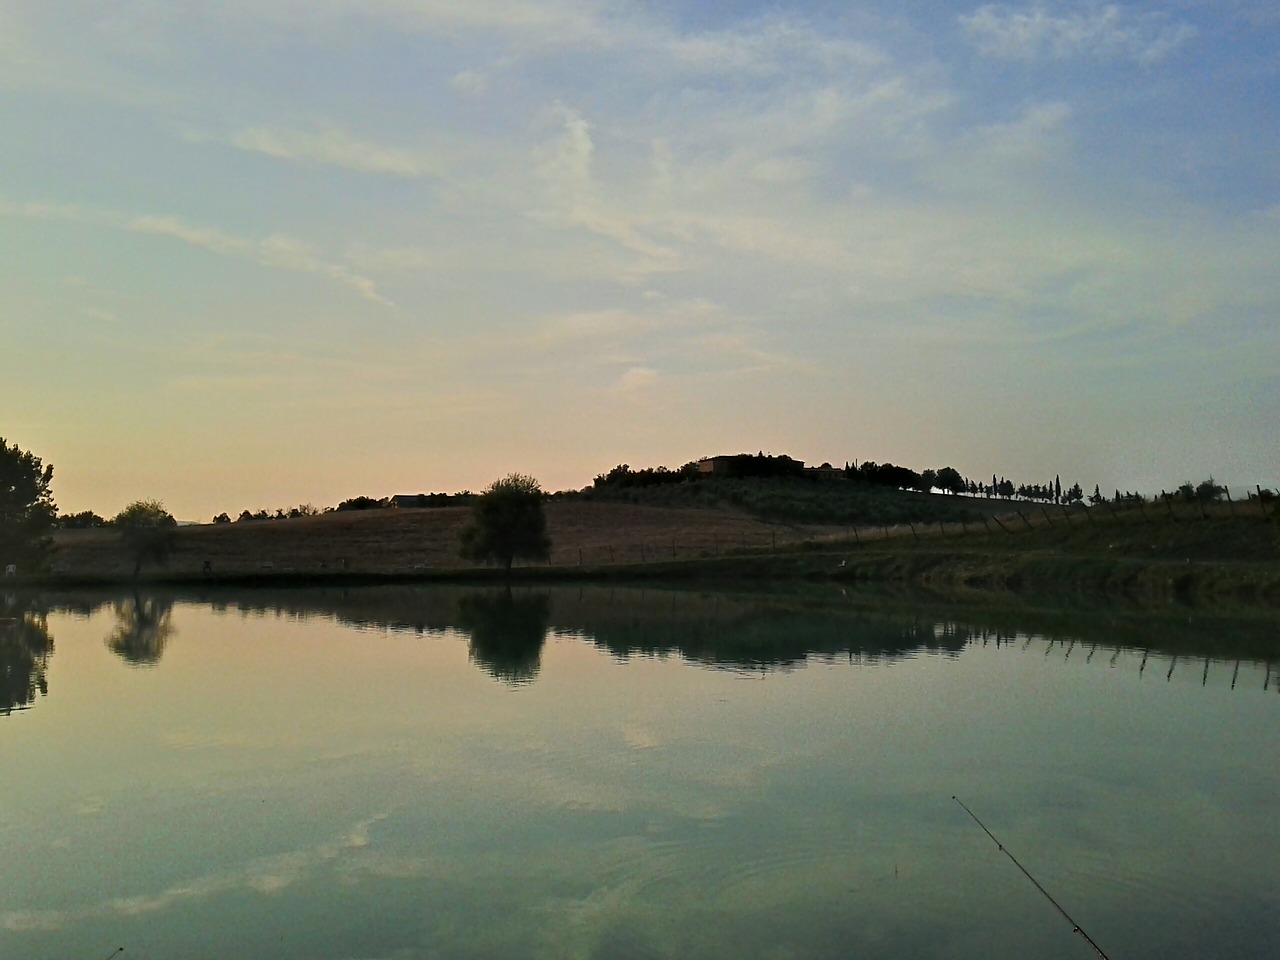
xmin=227 ymin=126 xmax=437 ymax=178
xmin=449 ymin=69 xmax=489 ymax=96
xmin=531 ymin=104 xmax=685 ymax=282
xmin=663 ymin=17 xmax=886 ymax=76
xmin=610 ymin=366 xmax=658 ymax=393
xmin=961 ymin=4 xmax=1197 ymax=64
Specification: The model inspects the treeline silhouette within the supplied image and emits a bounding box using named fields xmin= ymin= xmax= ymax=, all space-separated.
xmin=55 ymin=451 xmax=1273 ymax=529
xmin=584 ymin=454 xmax=1276 ymax=510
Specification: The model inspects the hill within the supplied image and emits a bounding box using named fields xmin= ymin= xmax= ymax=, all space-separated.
xmin=47 ymin=500 xmax=851 ymax=580
xmin=565 ymin=475 xmax=1005 ymax=525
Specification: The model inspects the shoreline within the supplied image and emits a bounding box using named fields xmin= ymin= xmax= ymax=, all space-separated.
xmin=12 ymin=545 xmax=1280 ymax=606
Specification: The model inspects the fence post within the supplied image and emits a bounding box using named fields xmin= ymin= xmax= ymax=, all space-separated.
xmin=1018 ymin=511 xmax=1033 ymax=530
xmin=608 ymin=544 xmax=614 ymax=563
xmin=578 ymin=547 xmax=583 ymax=566
xmin=1164 ymin=496 xmax=1177 ymax=522
xmin=991 ymin=515 xmax=1013 ymax=535
xmin=1040 ymin=507 xmax=1054 ymax=527
xmin=908 ymin=522 xmax=918 ymax=540
xmin=1225 ymin=487 xmax=1237 ymax=519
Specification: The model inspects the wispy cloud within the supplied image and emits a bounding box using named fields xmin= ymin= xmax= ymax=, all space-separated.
xmin=1 ymin=197 xmax=393 ymax=306
xmin=225 ymin=126 xmax=440 ymax=178
xmin=960 ymin=3 xmax=1197 ymax=65
xmin=128 ymin=215 xmax=394 ymax=306
xmin=531 ymin=104 xmax=685 ymax=282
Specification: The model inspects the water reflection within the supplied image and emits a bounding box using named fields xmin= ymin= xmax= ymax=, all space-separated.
xmin=0 ymin=596 xmax=53 ymax=715
xmin=105 ymin=594 xmax=176 ymax=666
xmin=456 ymin=590 xmax=551 ymax=685
xmin=6 ymin=586 xmax=1277 ymax=960
xmin=20 ymin=585 xmax=1280 ymax=697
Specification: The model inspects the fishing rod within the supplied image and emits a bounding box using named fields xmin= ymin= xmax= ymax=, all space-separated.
xmin=953 ymin=796 xmax=1113 ymax=960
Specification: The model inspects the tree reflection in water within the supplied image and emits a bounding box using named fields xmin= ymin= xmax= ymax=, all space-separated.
xmin=456 ymin=590 xmax=550 ymax=685
xmin=0 ymin=600 xmax=53 ymax=715
xmin=106 ymin=594 xmax=176 ymax=666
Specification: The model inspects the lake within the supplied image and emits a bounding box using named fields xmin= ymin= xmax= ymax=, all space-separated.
xmin=2 ymin=585 xmax=1277 ymax=960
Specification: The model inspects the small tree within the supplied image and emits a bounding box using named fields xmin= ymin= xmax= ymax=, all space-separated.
xmin=58 ymin=510 xmax=106 ymax=529
xmin=935 ymin=466 xmax=965 ymax=495
xmin=1195 ymin=477 xmax=1225 ymax=504
xmin=459 ymin=474 xmax=552 ymax=572
xmin=0 ymin=437 xmax=57 ymax=570
xmin=111 ymin=500 xmax=176 ymax=578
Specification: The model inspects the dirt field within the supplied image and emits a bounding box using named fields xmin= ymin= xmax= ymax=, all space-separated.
xmin=48 ymin=501 xmax=851 ymax=578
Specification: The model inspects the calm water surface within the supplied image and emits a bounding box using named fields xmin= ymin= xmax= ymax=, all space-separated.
xmin=2 ymin=586 xmax=1277 ymax=960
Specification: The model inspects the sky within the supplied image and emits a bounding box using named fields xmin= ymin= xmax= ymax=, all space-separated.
xmin=2 ymin=0 xmax=1278 ymax=521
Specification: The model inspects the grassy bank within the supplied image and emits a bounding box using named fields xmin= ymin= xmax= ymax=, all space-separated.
xmin=25 ymin=495 xmax=1280 ymax=605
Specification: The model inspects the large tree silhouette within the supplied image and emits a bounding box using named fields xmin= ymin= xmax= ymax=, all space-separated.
xmin=459 ymin=475 xmax=551 ymax=572
xmin=0 ymin=437 xmax=57 ymax=571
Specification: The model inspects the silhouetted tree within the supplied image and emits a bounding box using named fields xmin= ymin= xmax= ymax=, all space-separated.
xmin=0 ymin=437 xmax=57 ymax=571
xmin=593 ymin=462 xmax=699 ymax=489
xmin=459 ymin=474 xmax=552 ymax=572
xmin=1194 ymin=477 xmax=1225 ymax=503
xmin=936 ymin=466 xmax=965 ymax=495
xmin=111 ymin=500 xmax=176 ymax=578
xmin=57 ymin=510 xmax=106 ymax=529
xmin=336 ymin=496 xmax=385 ymax=512
xmin=851 ymin=461 xmax=921 ymax=490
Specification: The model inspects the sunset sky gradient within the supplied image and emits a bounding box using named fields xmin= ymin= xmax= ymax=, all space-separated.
xmin=3 ymin=1 xmax=1278 ymax=519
